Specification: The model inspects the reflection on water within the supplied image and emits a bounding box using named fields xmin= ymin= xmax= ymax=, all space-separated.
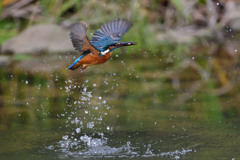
xmin=0 ymin=55 xmax=240 ymax=159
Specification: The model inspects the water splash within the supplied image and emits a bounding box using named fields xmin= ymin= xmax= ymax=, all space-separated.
xmin=47 ymin=134 xmax=137 ymax=158
xmin=47 ymin=135 xmax=193 ymax=159
xmin=46 ymin=80 xmax=194 ymax=159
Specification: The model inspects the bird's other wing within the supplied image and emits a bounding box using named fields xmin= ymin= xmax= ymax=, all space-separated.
xmin=70 ymin=22 xmax=98 ymax=53
xmin=90 ymin=19 xmax=133 ymax=51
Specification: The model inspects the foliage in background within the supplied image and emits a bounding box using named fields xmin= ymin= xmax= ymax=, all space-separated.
xmin=0 ymin=0 xmax=209 ymax=49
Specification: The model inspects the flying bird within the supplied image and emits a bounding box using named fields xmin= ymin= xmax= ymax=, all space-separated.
xmin=68 ymin=19 xmax=137 ymax=70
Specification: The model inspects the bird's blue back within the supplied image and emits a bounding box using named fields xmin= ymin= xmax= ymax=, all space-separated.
xmin=90 ymin=19 xmax=132 ymax=52
xmin=91 ymin=36 xmax=121 ymax=52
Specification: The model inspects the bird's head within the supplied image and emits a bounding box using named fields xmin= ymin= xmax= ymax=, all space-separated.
xmin=110 ymin=42 xmax=137 ymax=52
xmin=99 ymin=41 xmax=137 ymax=57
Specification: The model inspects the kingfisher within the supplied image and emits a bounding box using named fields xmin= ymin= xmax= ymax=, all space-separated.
xmin=68 ymin=19 xmax=137 ymax=70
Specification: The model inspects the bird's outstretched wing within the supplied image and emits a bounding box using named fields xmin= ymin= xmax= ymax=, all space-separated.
xmin=90 ymin=19 xmax=132 ymax=51
xmin=70 ymin=22 xmax=97 ymax=53
xmin=68 ymin=22 xmax=100 ymax=70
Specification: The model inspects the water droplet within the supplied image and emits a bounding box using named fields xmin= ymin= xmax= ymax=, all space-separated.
xmin=62 ymin=135 xmax=68 ymax=140
xmin=38 ymin=84 xmax=41 ymax=89
xmin=65 ymin=86 xmax=70 ymax=92
xmin=87 ymin=122 xmax=94 ymax=128
xmin=76 ymin=128 xmax=81 ymax=133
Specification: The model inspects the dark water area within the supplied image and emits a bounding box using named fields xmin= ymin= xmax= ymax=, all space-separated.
xmin=0 ymin=54 xmax=240 ymax=160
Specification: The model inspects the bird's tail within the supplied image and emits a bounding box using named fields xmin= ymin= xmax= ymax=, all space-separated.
xmin=68 ymin=55 xmax=84 ymax=70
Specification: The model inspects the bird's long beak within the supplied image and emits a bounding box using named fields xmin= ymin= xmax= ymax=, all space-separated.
xmin=114 ymin=42 xmax=137 ymax=47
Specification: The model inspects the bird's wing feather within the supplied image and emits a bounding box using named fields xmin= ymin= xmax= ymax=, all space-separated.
xmin=70 ymin=22 xmax=88 ymax=52
xmin=70 ymin=22 xmax=98 ymax=54
xmin=90 ymin=19 xmax=132 ymax=51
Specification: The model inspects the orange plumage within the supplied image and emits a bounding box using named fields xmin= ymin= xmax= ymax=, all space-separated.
xmin=77 ymin=51 xmax=112 ymax=69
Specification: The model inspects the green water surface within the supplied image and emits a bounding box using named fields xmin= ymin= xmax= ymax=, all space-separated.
xmin=0 ymin=55 xmax=239 ymax=160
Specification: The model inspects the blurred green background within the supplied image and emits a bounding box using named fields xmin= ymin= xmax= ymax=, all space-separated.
xmin=0 ymin=0 xmax=240 ymax=159
xmin=1 ymin=0 xmax=240 ymax=111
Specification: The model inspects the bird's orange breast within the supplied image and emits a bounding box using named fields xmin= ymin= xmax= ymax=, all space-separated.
xmin=80 ymin=52 xmax=112 ymax=68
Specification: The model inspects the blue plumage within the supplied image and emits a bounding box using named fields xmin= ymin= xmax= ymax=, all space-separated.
xmin=90 ymin=19 xmax=133 ymax=56
xmin=91 ymin=36 xmax=120 ymax=52
xmin=68 ymin=52 xmax=89 ymax=70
